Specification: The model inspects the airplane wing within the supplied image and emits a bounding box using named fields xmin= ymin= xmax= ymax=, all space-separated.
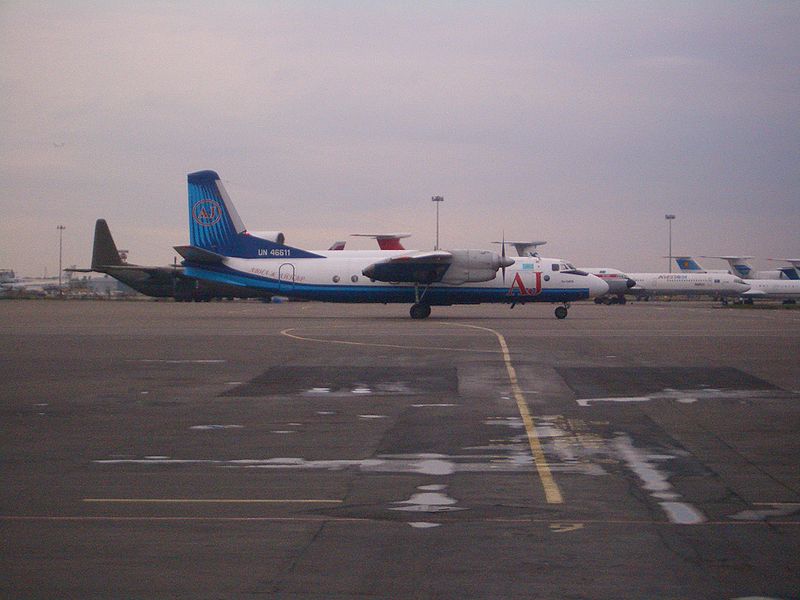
xmin=362 ymin=251 xmax=452 ymax=283
xmin=67 ymin=265 xmax=183 ymax=278
xmin=741 ymin=290 xmax=768 ymax=298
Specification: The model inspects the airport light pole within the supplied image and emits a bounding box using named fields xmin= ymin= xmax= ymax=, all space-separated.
xmin=57 ymin=225 xmax=66 ymax=296
xmin=665 ymin=214 xmax=675 ymax=273
xmin=432 ymin=196 xmax=444 ymax=250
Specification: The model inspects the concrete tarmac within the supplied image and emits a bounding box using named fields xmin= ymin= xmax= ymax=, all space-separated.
xmin=1 ymin=299 xmax=799 ymax=599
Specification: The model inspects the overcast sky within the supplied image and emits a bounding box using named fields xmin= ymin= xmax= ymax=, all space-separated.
xmin=1 ymin=1 xmax=798 ymax=276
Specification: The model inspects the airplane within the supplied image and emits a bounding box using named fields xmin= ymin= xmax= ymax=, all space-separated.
xmin=700 ymin=256 xmax=798 ymax=280
xmin=351 ymin=233 xmax=411 ymax=250
xmin=67 ymin=219 xmax=274 ymax=301
xmin=175 ymin=170 xmax=609 ymax=319
xmin=582 ymin=268 xmax=637 ymax=304
xmin=739 ymin=278 xmax=800 ymax=304
xmin=625 ymin=271 xmax=750 ymax=301
xmin=671 ymin=256 xmax=728 ymax=274
xmin=0 ymin=274 xmax=66 ymax=296
xmin=767 ymin=258 xmax=800 ymax=280
xmin=680 ymin=256 xmax=800 ymax=304
xmin=492 ymin=241 xmax=636 ymax=304
xmin=329 ymin=235 xmax=410 ymax=251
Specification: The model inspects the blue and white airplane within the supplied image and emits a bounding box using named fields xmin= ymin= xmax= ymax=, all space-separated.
xmin=675 ymin=255 xmax=799 ymax=281
xmin=175 ymin=170 xmax=609 ymax=319
xmin=674 ymin=256 xmax=800 ymax=303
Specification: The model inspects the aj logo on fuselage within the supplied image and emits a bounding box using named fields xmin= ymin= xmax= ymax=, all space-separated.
xmin=192 ymin=200 xmax=222 ymax=227
xmin=508 ymin=271 xmax=542 ymax=296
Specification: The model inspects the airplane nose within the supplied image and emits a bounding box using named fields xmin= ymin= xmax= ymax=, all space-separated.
xmin=626 ymin=277 xmax=637 ymax=288
xmin=589 ymin=275 xmax=609 ymax=297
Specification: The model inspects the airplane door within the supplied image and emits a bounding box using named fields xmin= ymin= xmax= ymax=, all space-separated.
xmin=278 ymin=263 xmax=295 ymax=293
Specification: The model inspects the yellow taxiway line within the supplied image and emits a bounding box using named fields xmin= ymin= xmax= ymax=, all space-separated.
xmin=444 ymin=323 xmax=564 ymax=504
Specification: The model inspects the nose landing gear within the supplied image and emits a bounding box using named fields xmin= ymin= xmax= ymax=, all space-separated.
xmin=410 ymin=303 xmax=432 ymax=319
xmin=554 ymin=304 xmax=569 ymax=319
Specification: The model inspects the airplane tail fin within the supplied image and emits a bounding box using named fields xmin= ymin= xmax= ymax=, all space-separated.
xmin=92 ymin=219 xmax=124 ymax=269
xmin=673 ymin=256 xmax=705 ymax=272
xmin=702 ymin=256 xmax=754 ymax=278
xmin=188 ymin=170 xmax=247 ymax=254
xmin=186 ymin=170 xmax=322 ymax=260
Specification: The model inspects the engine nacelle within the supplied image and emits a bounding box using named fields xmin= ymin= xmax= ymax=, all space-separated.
xmin=440 ymin=250 xmax=513 ymax=285
xmin=246 ymin=230 xmax=285 ymax=245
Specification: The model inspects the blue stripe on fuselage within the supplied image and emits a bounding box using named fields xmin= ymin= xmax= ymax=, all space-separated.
xmin=183 ymin=264 xmax=591 ymax=304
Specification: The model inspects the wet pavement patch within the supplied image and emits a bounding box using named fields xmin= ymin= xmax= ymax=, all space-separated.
xmin=220 ymin=366 xmax=458 ymax=397
xmin=556 ymin=366 xmax=778 ymax=399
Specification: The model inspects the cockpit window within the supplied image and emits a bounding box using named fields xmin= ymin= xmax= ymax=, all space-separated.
xmin=552 ymin=264 xmax=559 ymax=271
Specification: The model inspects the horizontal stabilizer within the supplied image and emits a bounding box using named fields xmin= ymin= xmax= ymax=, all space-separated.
xmin=493 ymin=241 xmax=547 ymax=257
xmin=174 ymin=245 xmax=225 ymax=265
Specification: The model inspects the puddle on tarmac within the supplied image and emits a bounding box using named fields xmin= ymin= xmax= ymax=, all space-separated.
xmin=97 ymin=411 xmax=711 ymax=525
xmin=409 ymin=522 xmax=441 ymax=529
xmin=728 ymin=503 xmax=800 ymax=521
xmin=613 ymin=433 xmax=706 ymax=524
xmin=390 ymin=484 xmax=466 ymax=514
xmin=575 ymin=388 xmax=776 ymax=407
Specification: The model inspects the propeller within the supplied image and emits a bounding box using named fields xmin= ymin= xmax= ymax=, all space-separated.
xmin=501 ymin=232 xmax=507 ymax=283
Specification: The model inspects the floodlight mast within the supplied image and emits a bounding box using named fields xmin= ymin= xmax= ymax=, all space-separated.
xmin=432 ymin=196 xmax=444 ymax=250
xmin=665 ymin=214 xmax=676 ymax=272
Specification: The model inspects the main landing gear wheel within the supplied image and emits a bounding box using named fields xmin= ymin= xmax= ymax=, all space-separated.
xmin=554 ymin=305 xmax=568 ymax=319
xmin=410 ymin=303 xmax=431 ymax=319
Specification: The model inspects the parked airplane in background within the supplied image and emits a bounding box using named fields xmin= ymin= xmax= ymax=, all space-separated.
xmin=583 ymin=268 xmax=637 ymax=304
xmin=176 ymin=170 xmax=609 ymax=319
xmin=68 ymin=219 xmax=273 ymax=301
xmin=700 ymin=256 xmax=799 ymax=280
xmin=767 ymin=258 xmax=800 ymax=279
xmin=494 ymin=241 xmax=636 ymax=304
xmin=739 ymin=278 xmax=800 ymax=304
xmin=329 ymin=235 xmax=410 ymax=251
xmin=671 ymin=256 xmax=728 ymax=275
xmin=673 ymin=256 xmax=800 ymax=303
xmin=0 ymin=272 xmax=66 ymax=296
xmin=625 ymin=271 xmax=750 ymax=301
xmin=352 ymin=233 xmax=411 ymax=250
xmin=675 ymin=255 xmax=800 ymax=279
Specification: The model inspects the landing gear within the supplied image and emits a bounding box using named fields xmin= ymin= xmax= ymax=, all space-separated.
xmin=410 ymin=303 xmax=431 ymax=319
xmin=554 ymin=305 xmax=568 ymax=320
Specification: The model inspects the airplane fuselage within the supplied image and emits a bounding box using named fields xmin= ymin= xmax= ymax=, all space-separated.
xmin=184 ymin=251 xmax=608 ymax=306
xmin=741 ymin=279 xmax=800 ymax=301
xmin=627 ymin=272 xmax=750 ymax=298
